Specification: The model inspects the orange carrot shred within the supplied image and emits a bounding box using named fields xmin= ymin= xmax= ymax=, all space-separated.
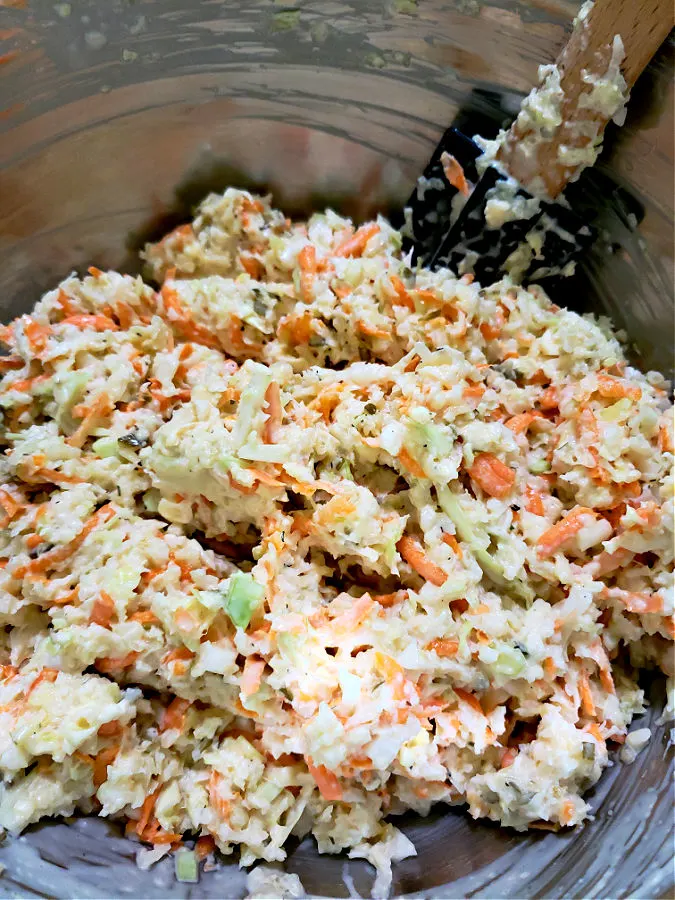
xmin=25 ymin=667 xmax=59 ymax=699
xmin=298 ymin=244 xmax=317 ymax=302
xmin=454 ymin=687 xmax=484 ymax=714
xmin=95 ymin=651 xmax=139 ymax=674
xmin=427 ymin=638 xmax=459 ymax=657
xmin=441 ymin=532 xmax=463 ymax=558
xmin=60 ymin=314 xmax=119 ymax=332
xmin=334 ymin=223 xmax=379 ymax=258
xmin=93 ymin=744 xmax=120 ymax=787
xmin=396 ymin=535 xmax=447 ymax=586
xmin=160 ymin=696 xmax=191 ymax=733
xmin=90 ymin=591 xmax=116 ymax=628
xmin=389 ymin=275 xmax=415 ymax=310
xmin=241 ymin=655 xmax=266 ymax=697
xmin=468 ymin=453 xmax=515 ymax=499
xmin=195 ymin=835 xmax=216 ymax=860
xmin=440 ymin=151 xmax=471 ymax=197
xmin=307 ymin=760 xmax=343 ymax=800
xmin=537 ymin=506 xmax=596 ymax=558
xmin=98 ymin=720 xmax=123 ymax=737
xmin=263 ymin=381 xmax=282 ymax=444
xmin=398 ymin=447 xmax=426 ymax=479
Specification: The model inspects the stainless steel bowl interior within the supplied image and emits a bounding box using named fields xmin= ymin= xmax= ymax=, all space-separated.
xmin=0 ymin=1 xmax=673 ymax=897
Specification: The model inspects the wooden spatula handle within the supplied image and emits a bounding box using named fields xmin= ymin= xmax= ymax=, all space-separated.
xmin=497 ymin=0 xmax=673 ymax=199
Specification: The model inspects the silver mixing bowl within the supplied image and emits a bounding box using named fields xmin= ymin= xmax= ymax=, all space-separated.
xmin=0 ymin=2 xmax=673 ymax=896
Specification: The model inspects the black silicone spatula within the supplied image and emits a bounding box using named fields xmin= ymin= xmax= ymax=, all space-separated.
xmin=402 ymin=0 xmax=672 ymax=286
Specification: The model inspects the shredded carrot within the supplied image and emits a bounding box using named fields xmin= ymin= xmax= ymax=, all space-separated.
xmin=331 ymin=594 xmax=374 ymax=631
xmin=93 ymin=744 xmax=120 ymax=787
xmin=60 ymin=314 xmax=119 ymax=332
xmin=536 ymin=506 xmax=596 ymax=558
xmin=588 ymin=548 xmax=632 ymax=577
xmin=4 ymin=373 xmax=50 ymax=394
xmin=543 ymin=657 xmax=556 ymax=678
xmin=0 ymin=488 xmax=24 ymax=522
xmin=90 ymin=591 xmax=116 ymax=628
xmin=32 ymin=468 xmax=84 ymax=486
xmin=263 ymin=381 xmax=282 ymax=444
xmin=539 ymin=386 xmax=558 ymax=411
xmin=241 ymin=196 xmax=265 ymax=214
xmin=136 ymin=788 xmax=160 ymax=837
xmin=23 ymin=320 xmax=52 ymax=356
xmin=389 ymin=275 xmax=415 ymax=310
xmin=334 ymin=223 xmax=379 ymax=258
xmin=50 ymin=588 xmax=79 ymax=607
xmin=163 ymin=624 xmax=199 ymax=660
xmin=241 ymin=655 xmax=266 ymax=697
xmin=356 ymin=319 xmax=390 ymax=340
xmin=98 ymin=720 xmax=123 ymax=737
xmin=278 ymin=311 xmax=313 ymax=346
xmin=160 ymin=282 xmax=222 ymax=350
xmin=68 ymin=392 xmax=113 ymax=448
xmin=585 ymin=723 xmax=605 ymax=743
xmin=208 ymin=771 xmax=231 ymax=819
xmin=415 ymin=289 xmax=441 ymax=306
xmin=158 ymin=223 xmax=194 ymax=250
xmin=396 ymin=535 xmax=447 ymax=586
xmin=598 ymin=665 xmax=615 ymax=695
xmin=141 ymin=821 xmax=183 ymax=845
xmin=114 ymin=302 xmax=135 ymax=329
xmin=440 ymin=151 xmax=471 ymax=197
xmin=596 ymin=374 xmax=641 ymax=402
xmin=427 ymin=638 xmax=459 ymax=657
xmin=441 ymin=532 xmax=463 ymax=558
xmin=577 ymin=669 xmax=595 ymax=716
xmin=162 ymin=646 xmax=195 ymax=672
xmin=398 ymin=446 xmax=426 ymax=479
xmin=25 ymin=667 xmax=59 ymax=699
xmin=239 ymin=253 xmax=264 ymax=279
xmin=0 ymin=356 xmax=24 ymax=373
xmin=13 ymin=503 xmax=115 ymax=579
xmin=298 ymin=244 xmax=317 ymax=302
xmin=601 ymin=587 xmax=663 ymax=615
xmin=468 ymin=453 xmax=515 ymax=499
xmin=505 ymin=412 xmax=540 ymax=434
xmin=454 ymin=687 xmax=483 ymax=715
xmin=129 ymin=610 xmax=160 ymax=626
xmin=195 ymin=835 xmax=216 ymax=860
xmin=231 ymin=467 xmax=284 ymax=492
xmin=560 ymin=799 xmax=576 ymax=826
xmin=95 ymin=651 xmax=139 ymax=674
xmin=160 ymin=696 xmax=191 ymax=733
xmin=307 ymin=760 xmax=343 ymax=800
xmin=315 ymin=494 xmax=357 ymax=526
xmin=658 ymin=422 xmax=673 ymax=453
xmin=371 ymin=590 xmax=407 ymax=608
xmin=524 ymin=485 xmax=546 ymax=516
xmin=500 ymin=747 xmax=518 ymax=769
xmin=462 ymin=383 xmax=486 ymax=402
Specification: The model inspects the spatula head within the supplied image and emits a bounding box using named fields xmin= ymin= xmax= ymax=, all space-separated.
xmin=402 ymin=127 xmax=597 ymax=286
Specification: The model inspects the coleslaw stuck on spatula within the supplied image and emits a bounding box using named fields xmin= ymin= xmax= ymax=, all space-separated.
xmin=0 ymin=189 xmax=672 ymax=893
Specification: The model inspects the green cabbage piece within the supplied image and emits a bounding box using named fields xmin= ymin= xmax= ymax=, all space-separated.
xmin=407 ymin=421 xmax=453 ymax=462
xmin=175 ymin=849 xmax=198 ymax=884
xmin=91 ymin=437 xmax=119 ymax=458
xmin=436 ymin=485 xmax=533 ymax=603
xmin=224 ymin=572 xmax=265 ymax=630
xmin=491 ymin=645 xmax=527 ymax=677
